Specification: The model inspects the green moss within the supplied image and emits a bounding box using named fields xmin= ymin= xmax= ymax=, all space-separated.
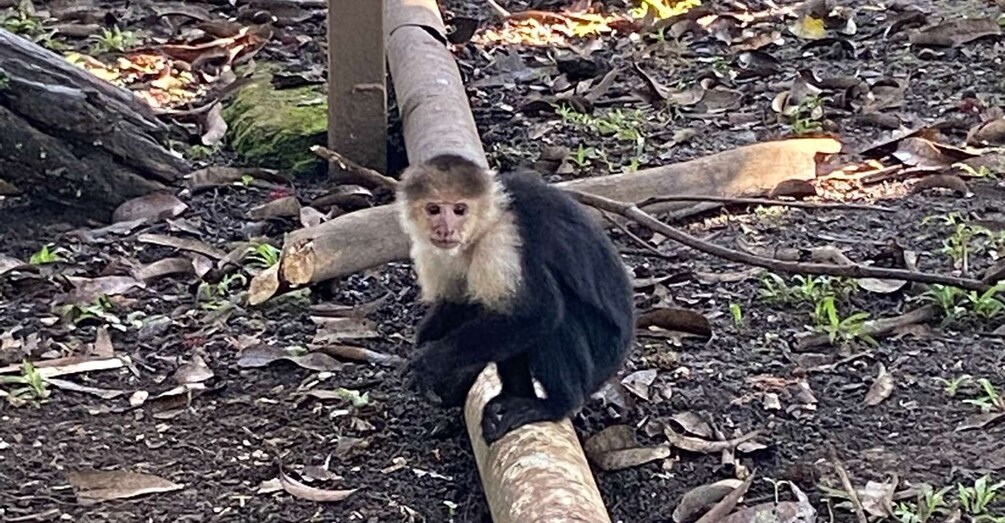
xmin=223 ymin=67 xmax=327 ymax=175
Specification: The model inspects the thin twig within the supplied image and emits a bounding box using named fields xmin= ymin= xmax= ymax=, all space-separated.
xmin=567 ymin=190 xmax=992 ymax=292
xmin=637 ymin=195 xmax=895 ymax=213
xmin=600 ymin=210 xmax=677 ymax=261
xmin=828 ymin=444 xmax=868 ymax=523
xmin=310 ymin=145 xmax=399 ymax=190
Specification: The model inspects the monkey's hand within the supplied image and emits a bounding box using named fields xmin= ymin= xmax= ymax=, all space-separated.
xmin=402 ymin=342 xmax=446 ymax=401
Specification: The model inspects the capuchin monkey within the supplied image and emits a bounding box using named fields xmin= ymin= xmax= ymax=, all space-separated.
xmin=397 ymin=154 xmax=635 ymax=444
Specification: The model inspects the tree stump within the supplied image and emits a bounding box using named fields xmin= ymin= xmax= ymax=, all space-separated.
xmin=0 ymin=29 xmax=188 ymax=219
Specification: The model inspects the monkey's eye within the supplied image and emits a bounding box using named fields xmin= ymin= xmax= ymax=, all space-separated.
xmin=425 ymin=203 xmax=441 ymax=216
xmin=454 ymin=203 xmax=468 ymax=216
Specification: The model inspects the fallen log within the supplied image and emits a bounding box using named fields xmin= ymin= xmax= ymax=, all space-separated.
xmin=466 ymin=365 xmax=611 ymax=523
xmin=381 ymin=0 xmax=613 ymax=520
xmin=0 ymin=29 xmax=188 ymax=218
xmin=276 ymin=137 xmax=842 ymax=287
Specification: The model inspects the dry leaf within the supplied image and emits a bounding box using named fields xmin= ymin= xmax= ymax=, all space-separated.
xmin=249 ymin=196 xmax=301 ymax=220
xmin=583 ymin=424 xmax=671 ymax=471
xmin=621 ymin=369 xmax=658 ymax=401
xmin=863 ymin=363 xmax=894 ymax=406
xmin=68 ymin=469 xmax=184 ymax=505
xmin=670 ymin=411 xmax=714 ymax=438
xmin=67 ymin=275 xmax=145 ymax=303
xmin=665 ymin=427 xmax=764 ymax=453
xmin=138 ymin=234 xmax=227 ymax=260
xmin=92 ymin=326 xmax=114 ymax=358
xmin=173 ymin=354 xmax=214 ymax=385
xmin=674 ymin=479 xmax=745 ymax=523
xmin=236 ymin=345 xmax=347 ymax=372
xmin=248 ymin=262 xmax=281 ymax=305
xmin=134 ymin=257 xmax=195 ymax=281
xmin=201 ymin=102 xmax=227 ymax=146
xmin=45 ymin=377 xmax=123 ymax=399
xmin=277 ymin=468 xmax=357 ymax=503
xmin=637 ymin=308 xmax=712 ymax=339
xmin=112 ymin=193 xmax=187 ymax=224
xmin=909 ymin=17 xmax=1001 ymax=47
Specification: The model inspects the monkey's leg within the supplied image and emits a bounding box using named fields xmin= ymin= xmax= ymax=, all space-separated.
xmin=497 ymin=353 xmax=535 ymax=398
xmin=481 ymin=349 xmax=582 ymax=444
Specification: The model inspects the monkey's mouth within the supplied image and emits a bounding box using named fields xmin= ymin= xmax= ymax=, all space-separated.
xmin=430 ymin=238 xmax=461 ymax=249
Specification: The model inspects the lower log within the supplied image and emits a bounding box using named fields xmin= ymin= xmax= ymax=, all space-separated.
xmin=278 ymin=137 xmax=842 ymax=285
xmin=464 ymin=365 xmax=611 ymax=523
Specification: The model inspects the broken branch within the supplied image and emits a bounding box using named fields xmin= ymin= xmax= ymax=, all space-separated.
xmin=569 ymin=191 xmax=991 ymax=292
xmin=310 ymin=145 xmax=399 ymax=190
xmin=637 ymin=195 xmax=895 ymax=213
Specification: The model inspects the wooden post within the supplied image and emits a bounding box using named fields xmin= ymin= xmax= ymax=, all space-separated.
xmin=327 ymin=0 xmax=387 ymax=173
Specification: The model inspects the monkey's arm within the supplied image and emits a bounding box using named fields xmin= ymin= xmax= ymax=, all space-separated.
xmin=415 ymin=301 xmax=480 ymax=344
xmin=415 ymin=270 xmax=564 ymax=371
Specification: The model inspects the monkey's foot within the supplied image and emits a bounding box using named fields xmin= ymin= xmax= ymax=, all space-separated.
xmin=481 ymin=397 xmax=557 ymax=444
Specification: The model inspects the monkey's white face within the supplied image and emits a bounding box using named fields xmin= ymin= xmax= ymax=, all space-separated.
xmin=420 ymin=200 xmax=473 ymax=250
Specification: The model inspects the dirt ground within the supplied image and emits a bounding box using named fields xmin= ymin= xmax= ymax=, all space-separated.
xmin=3 ymin=0 xmax=1005 ymax=522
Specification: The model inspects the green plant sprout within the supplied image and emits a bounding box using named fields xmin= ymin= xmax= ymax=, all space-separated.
xmin=29 ymin=243 xmax=69 ymax=265
xmin=813 ymin=296 xmax=876 ymax=346
xmin=937 ymin=374 xmax=973 ymax=397
xmin=893 ymin=485 xmax=951 ymax=523
xmin=957 ymin=475 xmax=1005 ymax=517
xmin=244 ymin=243 xmax=281 ymax=269
xmin=921 ymin=284 xmax=967 ymax=324
xmin=962 ymin=378 xmax=1005 ymax=413
xmin=58 ymin=295 xmax=125 ymax=331
xmin=789 ymin=96 xmax=824 ymax=135
xmin=729 ymin=302 xmax=743 ymax=329
xmin=0 ymin=360 xmax=49 ymax=403
xmin=197 ymin=273 xmax=248 ymax=309
xmin=965 ymin=284 xmax=1005 ymax=321
xmin=568 ymin=144 xmax=600 ymax=168
xmin=89 ymin=26 xmax=139 ymax=54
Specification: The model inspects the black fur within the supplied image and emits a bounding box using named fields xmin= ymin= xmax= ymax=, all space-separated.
xmin=406 ymin=164 xmax=635 ymax=444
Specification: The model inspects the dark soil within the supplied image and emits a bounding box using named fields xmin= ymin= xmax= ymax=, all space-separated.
xmin=3 ymin=0 xmax=1005 ymax=522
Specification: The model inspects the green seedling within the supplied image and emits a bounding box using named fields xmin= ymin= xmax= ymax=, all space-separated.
xmin=0 ymin=360 xmax=49 ymax=403
xmin=244 ymin=243 xmax=281 ymax=269
xmin=335 ymin=387 xmax=370 ymax=409
xmin=758 ymin=272 xmax=795 ymax=304
xmin=893 ymin=485 xmax=951 ymax=523
xmin=568 ymin=144 xmax=599 ymax=168
xmin=921 ymin=284 xmax=967 ymax=324
xmin=813 ymin=296 xmax=876 ymax=346
xmin=1 ymin=8 xmax=44 ymax=38
xmin=729 ymin=302 xmax=743 ymax=329
xmin=789 ymin=96 xmax=824 ymax=135
xmin=965 ymin=284 xmax=1005 ymax=321
xmin=943 ymin=223 xmax=990 ymax=273
xmin=58 ymin=295 xmax=125 ymax=331
xmin=958 ymin=475 xmax=1005 ymax=517
xmin=937 ymin=374 xmax=973 ymax=397
xmin=958 ymin=163 xmax=1000 ymax=180
xmin=443 ymin=500 xmax=458 ymax=522
xmin=962 ymin=378 xmax=1005 ymax=413
xmin=197 ymin=273 xmax=247 ymax=309
xmin=29 ymin=243 xmax=68 ymax=265
xmin=89 ymin=26 xmax=139 ymax=54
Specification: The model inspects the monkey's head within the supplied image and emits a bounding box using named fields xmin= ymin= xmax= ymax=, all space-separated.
xmin=397 ymin=154 xmax=499 ymax=252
